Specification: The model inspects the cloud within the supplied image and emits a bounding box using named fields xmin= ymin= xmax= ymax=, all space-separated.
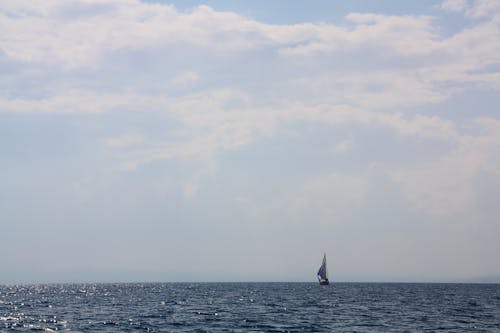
xmin=440 ymin=0 xmax=500 ymax=18
xmin=286 ymin=172 xmax=370 ymax=226
xmin=0 ymin=90 xmax=168 ymax=114
xmin=234 ymin=196 xmax=264 ymax=220
xmin=392 ymin=117 xmax=500 ymax=217
xmin=104 ymin=132 xmax=144 ymax=148
xmin=2 ymin=0 xmax=499 ymax=96
xmin=288 ymin=71 xmax=450 ymax=110
xmin=1 ymin=0 xmax=496 ymax=77
xmin=468 ymin=117 xmax=500 ymax=175
xmin=284 ymin=104 xmax=460 ymax=143
xmin=393 ymin=152 xmax=476 ymax=217
xmin=103 ymin=101 xmax=465 ymax=173
xmin=2 ymin=0 xmax=499 ymax=213
xmin=0 ymin=1 xmax=266 ymax=68
xmin=182 ymin=158 xmax=216 ymax=199
xmin=331 ymin=139 xmax=355 ymax=155
xmin=441 ymin=0 xmax=468 ymax=12
xmin=466 ymin=0 xmax=500 ymax=18
xmin=169 ymin=71 xmax=200 ymax=88
xmin=229 ymin=170 xmax=371 ymax=229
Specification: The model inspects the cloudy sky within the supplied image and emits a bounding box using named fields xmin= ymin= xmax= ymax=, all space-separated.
xmin=1 ymin=0 xmax=499 ymax=283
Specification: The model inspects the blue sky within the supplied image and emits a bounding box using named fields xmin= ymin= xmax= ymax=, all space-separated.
xmin=1 ymin=0 xmax=500 ymax=283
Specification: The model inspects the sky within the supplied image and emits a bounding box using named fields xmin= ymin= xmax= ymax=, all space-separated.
xmin=1 ymin=0 xmax=499 ymax=283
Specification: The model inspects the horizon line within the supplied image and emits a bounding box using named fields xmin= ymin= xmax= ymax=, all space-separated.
xmin=2 ymin=280 xmax=499 ymax=285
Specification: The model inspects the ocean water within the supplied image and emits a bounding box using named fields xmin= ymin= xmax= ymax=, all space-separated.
xmin=1 ymin=283 xmax=499 ymax=332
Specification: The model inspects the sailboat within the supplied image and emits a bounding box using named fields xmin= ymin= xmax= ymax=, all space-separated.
xmin=317 ymin=253 xmax=330 ymax=285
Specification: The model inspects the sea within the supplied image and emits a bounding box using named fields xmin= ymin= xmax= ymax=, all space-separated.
xmin=1 ymin=282 xmax=499 ymax=332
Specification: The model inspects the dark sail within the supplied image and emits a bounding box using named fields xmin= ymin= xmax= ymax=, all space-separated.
xmin=317 ymin=253 xmax=329 ymax=285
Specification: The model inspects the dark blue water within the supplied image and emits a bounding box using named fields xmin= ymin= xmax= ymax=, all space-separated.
xmin=1 ymin=283 xmax=499 ymax=332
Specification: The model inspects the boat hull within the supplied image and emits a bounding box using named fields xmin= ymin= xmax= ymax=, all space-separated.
xmin=319 ymin=279 xmax=329 ymax=285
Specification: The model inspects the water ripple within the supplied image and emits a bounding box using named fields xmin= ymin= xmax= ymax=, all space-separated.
xmin=1 ymin=283 xmax=499 ymax=332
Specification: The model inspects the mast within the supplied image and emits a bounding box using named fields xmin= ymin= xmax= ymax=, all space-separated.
xmin=323 ymin=253 xmax=328 ymax=280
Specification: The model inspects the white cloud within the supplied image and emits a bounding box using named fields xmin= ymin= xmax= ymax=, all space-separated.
xmin=286 ymin=172 xmax=370 ymax=225
xmin=0 ymin=90 xmax=168 ymax=114
xmin=104 ymin=101 xmax=465 ymax=172
xmin=169 ymin=71 xmax=200 ymax=88
xmin=284 ymin=104 xmax=460 ymax=143
xmin=183 ymin=158 xmax=216 ymax=199
xmin=440 ymin=0 xmax=500 ymax=18
xmin=288 ymin=71 xmax=450 ymax=110
xmin=468 ymin=117 xmax=500 ymax=175
xmin=234 ymin=196 xmax=264 ymax=220
xmin=2 ymin=0 xmax=499 ymax=216
xmin=1 ymin=0 xmax=498 ymax=96
xmin=393 ymin=152 xmax=476 ymax=217
xmin=0 ymin=1 xmax=266 ymax=68
xmin=229 ymin=171 xmax=371 ymax=228
xmin=276 ymin=15 xmax=438 ymax=58
xmin=393 ymin=117 xmax=500 ymax=217
xmin=183 ymin=176 xmax=200 ymax=199
xmin=0 ymin=0 xmax=493 ymax=72
xmin=0 ymin=85 xmax=470 ymax=178
xmin=105 ymin=132 xmax=143 ymax=148
xmin=332 ymin=139 xmax=355 ymax=155
xmin=441 ymin=0 xmax=468 ymax=12
xmin=466 ymin=0 xmax=500 ymax=18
